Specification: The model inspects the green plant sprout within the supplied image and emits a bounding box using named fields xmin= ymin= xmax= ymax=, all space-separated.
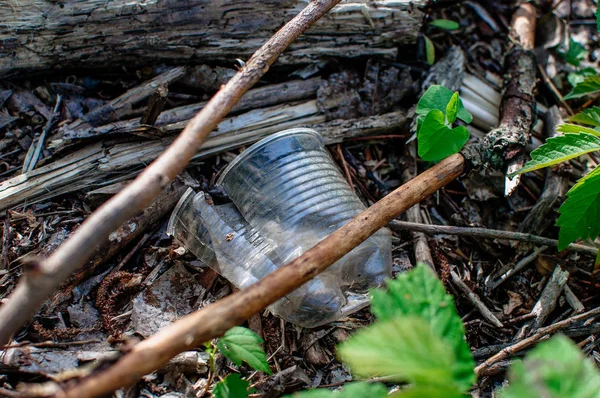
xmin=415 ymin=85 xmax=473 ymax=162
xmin=208 ymin=326 xmax=271 ymax=398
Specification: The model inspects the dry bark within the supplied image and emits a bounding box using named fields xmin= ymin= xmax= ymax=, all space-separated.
xmin=0 ymin=0 xmax=424 ymax=77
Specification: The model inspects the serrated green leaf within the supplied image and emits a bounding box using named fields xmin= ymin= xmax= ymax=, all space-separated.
xmin=212 ymin=374 xmax=254 ymax=398
xmin=369 ymin=264 xmax=475 ymax=391
xmin=557 ymin=123 xmax=600 ymax=137
xmin=564 ymin=76 xmax=600 ymax=100
xmin=568 ymin=107 xmax=600 ymax=127
xmin=417 ymin=110 xmax=470 ymax=162
xmin=429 ymin=19 xmax=460 ymax=30
xmin=416 ymin=85 xmax=473 ymax=124
xmin=511 ymin=132 xmax=600 ymax=175
xmin=567 ymin=67 xmax=597 ymax=88
xmin=286 ymin=382 xmax=388 ymax=398
xmin=446 ymin=92 xmax=459 ymax=124
xmin=339 ymin=317 xmax=470 ymax=392
xmin=556 ymin=166 xmax=600 ymax=250
xmin=217 ymin=327 xmax=271 ymax=374
xmin=500 ymin=335 xmax=600 ymax=398
xmin=424 ymin=35 xmax=435 ymax=65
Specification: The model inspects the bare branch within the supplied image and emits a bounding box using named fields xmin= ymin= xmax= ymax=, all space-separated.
xmin=0 ymin=0 xmax=345 ymax=346
xmin=388 ymin=220 xmax=598 ymax=256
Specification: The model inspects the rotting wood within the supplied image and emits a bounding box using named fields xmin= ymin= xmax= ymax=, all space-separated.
xmin=461 ymin=3 xmax=537 ymax=184
xmin=52 ymin=77 xmax=322 ymax=146
xmin=0 ymin=0 xmax=425 ymax=77
xmin=0 ymin=0 xmax=347 ymax=346
xmin=0 ymin=107 xmax=409 ymax=212
xmin=45 ymin=155 xmax=465 ymax=398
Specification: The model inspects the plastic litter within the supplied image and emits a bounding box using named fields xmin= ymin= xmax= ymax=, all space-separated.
xmin=168 ymin=128 xmax=391 ymax=327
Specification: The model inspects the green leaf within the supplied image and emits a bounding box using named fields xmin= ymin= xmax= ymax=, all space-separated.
xmin=369 ymin=264 xmax=475 ymax=391
xmin=556 ymin=166 xmax=600 ymax=250
xmin=560 ymin=38 xmax=588 ymax=67
xmin=429 ymin=19 xmax=460 ymax=30
xmin=217 ymin=327 xmax=271 ymax=374
xmin=564 ymin=76 xmax=600 ymax=100
xmin=446 ymin=92 xmax=460 ymax=124
xmin=424 ymin=35 xmax=435 ymax=65
xmin=286 ymin=382 xmax=388 ymax=398
xmin=567 ymin=67 xmax=597 ymax=88
xmin=212 ymin=374 xmax=255 ymax=398
xmin=417 ymin=110 xmax=470 ymax=162
xmin=339 ymin=317 xmax=470 ymax=392
xmin=500 ymin=335 xmax=600 ymax=398
xmin=557 ymin=123 xmax=600 ymax=137
xmin=511 ymin=132 xmax=600 ymax=175
xmin=568 ymin=107 xmax=600 ymax=127
xmin=416 ymin=85 xmax=473 ymax=124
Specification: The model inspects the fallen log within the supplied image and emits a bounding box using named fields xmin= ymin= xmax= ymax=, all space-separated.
xmin=0 ymin=0 xmax=424 ymax=77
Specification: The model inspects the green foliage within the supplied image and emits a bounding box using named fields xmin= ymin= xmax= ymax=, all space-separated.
xmin=556 ymin=165 xmax=600 ymax=250
xmin=557 ymin=123 xmax=600 ymax=137
xmin=369 ymin=264 xmax=475 ymax=390
xmin=416 ymin=86 xmax=472 ymax=124
xmin=568 ymin=106 xmax=600 ymax=126
xmin=500 ymin=335 xmax=600 ymax=398
xmin=217 ymin=326 xmax=271 ymax=374
xmin=417 ymin=110 xmax=470 ymax=161
xmin=424 ymin=35 xmax=435 ymax=65
xmin=597 ymin=4 xmax=600 ymax=33
xmin=510 ymin=133 xmax=600 ymax=175
xmin=415 ymin=86 xmax=472 ymax=162
xmin=559 ymin=38 xmax=588 ymax=67
xmin=567 ymin=67 xmax=597 ymax=88
xmin=212 ymin=374 xmax=255 ymax=398
xmin=446 ymin=92 xmax=460 ymax=124
xmin=564 ymin=76 xmax=600 ymax=100
xmin=338 ymin=316 xmax=469 ymax=395
xmin=287 ymin=382 xmax=388 ymax=398
xmin=429 ymin=19 xmax=460 ymax=30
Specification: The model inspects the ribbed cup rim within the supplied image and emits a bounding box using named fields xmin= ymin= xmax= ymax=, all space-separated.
xmin=216 ymin=128 xmax=324 ymax=187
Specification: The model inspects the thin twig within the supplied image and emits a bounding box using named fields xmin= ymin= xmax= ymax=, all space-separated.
xmin=49 ymin=155 xmax=465 ymax=398
xmin=475 ymin=307 xmax=600 ymax=376
xmin=0 ymin=0 xmax=345 ymax=346
xmin=388 ymin=220 xmax=598 ymax=256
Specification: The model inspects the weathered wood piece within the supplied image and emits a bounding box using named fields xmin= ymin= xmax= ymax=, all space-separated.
xmin=0 ymin=0 xmax=424 ymax=77
xmin=0 ymin=105 xmax=409 ymax=211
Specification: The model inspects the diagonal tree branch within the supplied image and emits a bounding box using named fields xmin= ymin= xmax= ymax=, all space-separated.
xmin=0 ymin=0 xmax=344 ymax=346
xmin=52 ymin=154 xmax=465 ymax=398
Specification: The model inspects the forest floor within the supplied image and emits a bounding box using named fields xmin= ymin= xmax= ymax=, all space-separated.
xmin=1 ymin=1 xmax=600 ymax=397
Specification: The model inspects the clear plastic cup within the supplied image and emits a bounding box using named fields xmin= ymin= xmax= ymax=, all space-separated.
xmin=217 ymin=128 xmax=391 ymax=292
xmin=168 ymin=128 xmax=391 ymax=327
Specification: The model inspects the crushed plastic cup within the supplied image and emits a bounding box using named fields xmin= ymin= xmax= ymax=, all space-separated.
xmin=168 ymin=128 xmax=391 ymax=328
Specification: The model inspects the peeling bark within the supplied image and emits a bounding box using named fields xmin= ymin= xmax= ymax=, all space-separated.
xmin=0 ymin=0 xmax=424 ymax=77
